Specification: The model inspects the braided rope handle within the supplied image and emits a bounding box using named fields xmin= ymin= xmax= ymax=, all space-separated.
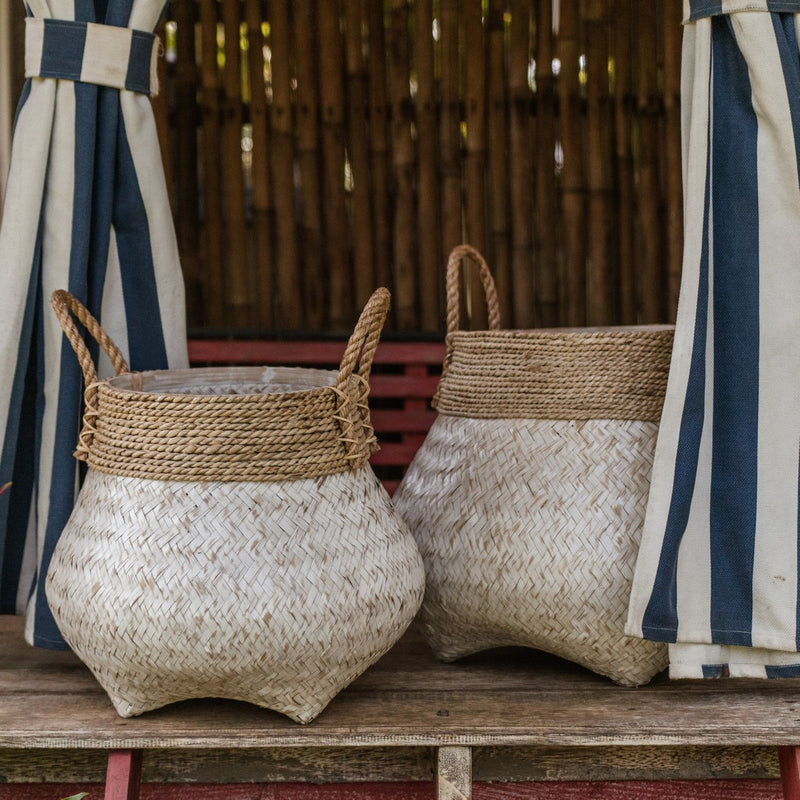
xmin=335 ymin=288 xmax=391 ymax=462
xmin=51 ymin=290 xmax=129 ymax=460
xmin=445 ymin=244 xmax=502 ymax=334
xmin=336 ymin=287 xmax=391 ymax=391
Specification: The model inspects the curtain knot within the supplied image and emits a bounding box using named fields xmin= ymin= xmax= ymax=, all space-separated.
xmin=24 ymin=18 xmax=160 ymax=97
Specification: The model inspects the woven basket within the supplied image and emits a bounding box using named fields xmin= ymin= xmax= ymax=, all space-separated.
xmin=393 ymin=245 xmax=671 ymax=686
xmin=45 ymin=289 xmax=425 ymax=723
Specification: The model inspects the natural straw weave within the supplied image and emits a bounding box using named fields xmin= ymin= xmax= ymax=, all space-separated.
xmin=45 ymin=289 xmax=425 ymax=723
xmin=394 ymin=245 xmax=670 ymax=687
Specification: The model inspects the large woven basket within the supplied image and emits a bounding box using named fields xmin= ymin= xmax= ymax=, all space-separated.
xmin=45 ymin=289 xmax=425 ymax=723
xmin=393 ymin=245 xmax=671 ymax=686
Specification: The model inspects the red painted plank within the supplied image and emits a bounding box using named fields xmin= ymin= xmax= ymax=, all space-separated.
xmin=188 ymin=340 xmax=446 ymax=367
xmin=0 ymin=781 xmax=784 ymax=800
xmin=104 ymin=750 xmax=143 ymax=800
xmin=369 ymin=442 xmax=429 ymax=466
xmin=370 ymin=408 xmax=437 ymax=432
xmin=780 ymin=747 xmax=800 ymax=800
xmin=368 ymin=375 xmax=439 ymax=398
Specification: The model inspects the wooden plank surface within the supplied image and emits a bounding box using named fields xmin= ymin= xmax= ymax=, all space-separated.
xmin=0 ymin=782 xmax=786 ymax=800
xmin=0 ymin=744 xmax=781 ymax=784
xmin=4 ymin=616 xmax=800 ymax=749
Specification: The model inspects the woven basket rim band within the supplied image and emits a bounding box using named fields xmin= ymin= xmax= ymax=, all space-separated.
xmin=50 ymin=289 xmax=391 ymax=480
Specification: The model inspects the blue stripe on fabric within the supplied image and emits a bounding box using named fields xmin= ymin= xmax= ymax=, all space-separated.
xmin=126 ymin=32 xmax=155 ymax=94
xmin=687 ymin=1 xmax=800 ymax=20
xmin=105 ymin=0 xmax=134 ymax=27
xmin=0 ymin=232 xmax=42 ymax=613
xmin=766 ymin=663 xmax=800 ymax=678
xmin=38 ymin=20 xmax=88 ymax=82
xmin=12 ymin=80 xmax=32 ymax=135
xmin=29 ymin=81 xmax=99 ymax=649
xmin=86 ymin=86 xmax=118 ymax=321
xmin=772 ymin=14 xmax=800 ymax=651
xmin=639 ymin=94 xmax=714 ymax=643
xmin=701 ymin=664 xmax=728 ymax=678
xmin=708 ymin=15 xmax=759 ymax=647
xmin=114 ymin=114 xmax=169 ymax=371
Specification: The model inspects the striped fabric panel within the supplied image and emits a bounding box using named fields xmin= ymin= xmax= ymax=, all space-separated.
xmin=685 ymin=1 xmax=800 ymax=21
xmin=24 ymin=18 xmax=159 ymax=95
xmin=627 ymin=10 xmax=800 ymax=670
xmin=0 ymin=0 xmax=187 ymax=649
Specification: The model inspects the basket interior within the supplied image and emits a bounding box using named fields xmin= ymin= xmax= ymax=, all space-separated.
xmin=106 ymin=366 xmax=338 ymax=396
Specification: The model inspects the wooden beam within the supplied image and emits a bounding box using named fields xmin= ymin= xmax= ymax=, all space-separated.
xmin=780 ymin=747 xmax=800 ymax=800
xmin=437 ymin=746 xmax=472 ymax=800
xmin=104 ymin=750 xmax=143 ymax=800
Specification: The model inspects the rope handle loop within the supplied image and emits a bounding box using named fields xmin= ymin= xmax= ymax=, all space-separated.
xmin=50 ymin=290 xmax=129 ymax=385
xmin=336 ymin=287 xmax=391 ymax=391
xmin=445 ymin=244 xmax=502 ymax=334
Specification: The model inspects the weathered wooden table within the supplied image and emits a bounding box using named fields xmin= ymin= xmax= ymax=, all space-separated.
xmin=4 ymin=614 xmax=800 ymax=799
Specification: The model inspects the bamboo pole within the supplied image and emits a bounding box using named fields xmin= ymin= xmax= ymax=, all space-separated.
xmin=269 ymin=0 xmax=302 ymax=328
xmin=557 ymin=0 xmax=586 ymax=326
xmin=220 ymin=0 xmax=253 ymax=327
xmin=387 ymin=0 xmax=418 ymax=329
xmin=344 ymin=0 xmax=376 ymax=314
xmin=663 ymin=0 xmax=683 ymax=322
xmin=463 ymin=0 xmax=488 ymax=330
xmin=486 ymin=0 xmax=511 ymax=325
xmin=318 ymin=0 xmax=353 ymax=331
xmin=509 ymin=0 xmax=535 ymax=328
xmin=614 ymin=0 xmax=636 ymax=324
xmin=636 ymin=0 xmax=664 ymax=323
xmin=534 ymin=0 xmax=559 ymax=327
xmin=173 ymin=0 xmax=201 ymax=323
xmin=293 ymin=0 xmax=324 ymax=329
xmin=584 ymin=0 xmax=615 ymax=325
xmin=367 ymin=0 xmax=394 ymax=303
xmin=197 ymin=0 xmax=225 ymax=328
xmin=244 ymin=0 xmax=275 ymax=329
xmin=439 ymin=0 xmax=463 ymax=280
xmin=414 ymin=0 xmax=442 ymax=331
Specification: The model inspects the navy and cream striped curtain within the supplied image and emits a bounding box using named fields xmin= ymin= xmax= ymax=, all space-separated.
xmin=628 ymin=0 xmax=800 ymax=676
xmin=0 ymin=0 xmax=187 ymax=649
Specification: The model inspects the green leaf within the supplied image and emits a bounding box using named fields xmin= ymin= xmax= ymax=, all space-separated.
xmin=61 ymin=794 xmax=89 ymax=800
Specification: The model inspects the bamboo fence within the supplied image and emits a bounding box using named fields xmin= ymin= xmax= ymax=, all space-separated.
xmin=5 ymin=0 xmax=684 ymax=335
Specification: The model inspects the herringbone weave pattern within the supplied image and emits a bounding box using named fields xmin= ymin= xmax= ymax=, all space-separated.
xmin=393 ymin=245 xmax=669 ymax=687
xmin=394 ymin=416 xmax=668 ymax=686
xmin=45 ymin=287 xmax=425 ymax=723
xmin=47 ymin=468 xmax=424 ymax=722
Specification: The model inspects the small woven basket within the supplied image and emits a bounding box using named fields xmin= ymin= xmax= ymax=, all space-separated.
xmin=45 ymin=288 xmax=425 ymax=723
xmin=393 ymin=245 xmax=671 ymax=686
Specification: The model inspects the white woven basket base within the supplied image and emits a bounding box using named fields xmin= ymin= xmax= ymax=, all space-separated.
xmin=394 ymin=416 xmax=668 ymax=686
xmin=46 ymin=467 xmax=425 ymax=723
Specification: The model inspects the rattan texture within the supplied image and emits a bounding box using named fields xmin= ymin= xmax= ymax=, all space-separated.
xmin=45 ymin=288 xmax=425 ymax=722
xmin=393 ymin=245 xmax=670 ymax=686
xmin=47 ymin=468 xmax=425 ymax=722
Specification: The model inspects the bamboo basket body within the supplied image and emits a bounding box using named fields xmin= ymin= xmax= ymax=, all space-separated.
xmin=393 ymin=246 xmax=670 ymax=686
xmin=44 ymin=290 xmax=425 ymax=723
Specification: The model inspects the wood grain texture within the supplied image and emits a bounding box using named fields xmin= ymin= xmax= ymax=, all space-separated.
xmin=0 ymin=783 xmax=785 ymax=800
xmin=0 ymin=745 xmax=780 ymax=784
xmin=437 ymin=747 xmax=472 ymax=799
xmin=4 ymin=617 xmax=800 ymax=749
xmin=103 ymin=751 xmax=142 ymax=800
xmin=779 ymin=747 xmax=800 ymax=800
